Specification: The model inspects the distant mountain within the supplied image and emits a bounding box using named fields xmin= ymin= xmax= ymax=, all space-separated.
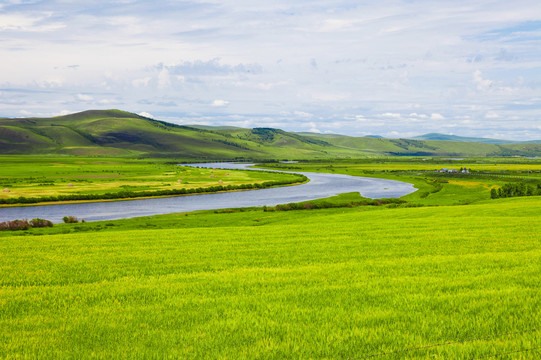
xmin=1 ymin=110 xmax=540 ymax=158
xmin=410 ymin=133 xmax=532 ymax=145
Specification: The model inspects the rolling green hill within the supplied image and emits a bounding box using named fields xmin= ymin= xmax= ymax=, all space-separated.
xmin=1 ymin=109 xmax=540 ymax=158
xmin=409 ymin=132 xmax=541 ymax=144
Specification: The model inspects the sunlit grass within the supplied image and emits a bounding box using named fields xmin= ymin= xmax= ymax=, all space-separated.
xmin=0 ymin=156 xmax=299 ymax=204
xmin=1 ymin=197 xmax=539 ymax=358
xmin=258 ymin=160 xmax=541 ymax=206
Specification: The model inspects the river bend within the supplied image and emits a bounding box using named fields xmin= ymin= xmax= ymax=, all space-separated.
xmin=0 ymin=163 xmax=416 ymax=223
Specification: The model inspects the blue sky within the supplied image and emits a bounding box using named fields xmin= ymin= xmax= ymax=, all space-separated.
xmin=1 ymin=0 xmax=540 ymax=140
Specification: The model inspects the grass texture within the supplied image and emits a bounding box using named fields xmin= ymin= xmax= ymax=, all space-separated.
xmin=1 ymin=197 xmax=539 ymax=359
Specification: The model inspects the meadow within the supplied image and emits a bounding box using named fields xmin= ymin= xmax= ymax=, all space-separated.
xmin=1 ymin=156 xmax=540 ymax=359
xmin=0 ymin=156 xmax=304 ymax=205
xmin=0 ymin=196 xmax=539 ymax=359
xmin=260 ymin=158 xmax=541 ymax=206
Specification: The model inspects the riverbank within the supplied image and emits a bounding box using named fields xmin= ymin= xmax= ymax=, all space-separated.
xmin=0 ymin=156 xmax=305 ymax=206
xmin=0 ymin=164 xmax=416 ymax=223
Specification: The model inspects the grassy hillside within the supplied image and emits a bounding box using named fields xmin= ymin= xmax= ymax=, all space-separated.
xmin=1 ymin=109 xmax=541 ymax=158
xmin=1 ymin=197 xmax=539 ymax=358
xmin=410 ymin=133 xmax=521 ymax=144
xmin=0 ymin=110 xmax=352 ymax=159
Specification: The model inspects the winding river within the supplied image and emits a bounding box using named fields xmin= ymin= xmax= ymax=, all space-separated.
xmin=0 ymin=163 xmax=416 ymax=223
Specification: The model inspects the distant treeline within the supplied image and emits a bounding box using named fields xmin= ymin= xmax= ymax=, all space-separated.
xmin=491 ymin=183 xmax=541 ymax=199
xmin=0 ymin=173 xmax=308 ymax=205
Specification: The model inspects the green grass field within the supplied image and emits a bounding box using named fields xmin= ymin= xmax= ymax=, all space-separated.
xmin=1 ymin=196 xmax=540 ymax=359
xmin=0 ymin=156 xmax=303 ymax=205
xmin=259 ymin=159 xmax=541 ymax=206
xmin=1 ymin=157 xmax=540 ymax=358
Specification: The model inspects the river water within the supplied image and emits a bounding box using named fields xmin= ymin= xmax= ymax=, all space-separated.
xmin=0 ymin=163 xmax=416 ymax=223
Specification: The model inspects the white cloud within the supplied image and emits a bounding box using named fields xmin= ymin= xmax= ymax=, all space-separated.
xmin=76 ymin=94 xmax=93 ymax=101
xmin=294 ymin=111 xmax=313 ymax=119
xmin=256 ymin=81 xmax=288 ymax=90
xmin=1 ymin=1 xmax=540 ymax=140
xmin=0 ymin=13 xmax=64 ymax=32
xmin=132 ymin=77 xmax=151 ymax=87
xmin=311 ymin=93 xmax=350 ymax=101
xmin=355 ymin=115 xmax=367 ymax=122
xmin=35 ymin=78 xmax=63 ymax=88
xmin=157 ymin=67 xmax=171 ymax=89
xmin=54 ymin=110 xmax=71 ymax=117
xmin=211 ymin=99 xmax=229 ymax=107
xmin=138 ymin=112 xmax=154 ymax=118
xmin=380 ymin=113 xmax=401 ymax=118
xmin=307 ymin=122 xmax=321 ymax=133
xmin=320 ymin=18 xmax=358 ymax=32
xmin=98 ymin=99 xmax=118 ymax=105
xmin=473 ymin=70 xmax=493 ymax=91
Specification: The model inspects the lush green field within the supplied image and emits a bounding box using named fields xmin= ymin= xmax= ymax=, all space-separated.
xmin=260 ymin=159 xmax=541 ymax=206
xmin=1 ymin=156 xmax=540 ymax=358
xmin=1 ymin=196 xmax=539 ymax=359
xmin=0 ymin=156 xmax=304 ymax=205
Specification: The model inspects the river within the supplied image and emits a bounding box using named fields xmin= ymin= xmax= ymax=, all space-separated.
xmin=0 ymin=163 xmax=416 ymax=223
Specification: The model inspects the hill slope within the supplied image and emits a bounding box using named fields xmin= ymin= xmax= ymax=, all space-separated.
xmin=1 ymin=110 xmax=540 ymax=158
xmin=411 ymin=132 xmax=541 ymax=145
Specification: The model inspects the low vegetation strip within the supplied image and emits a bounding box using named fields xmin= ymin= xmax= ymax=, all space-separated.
xmin=0 ymin=174 xmax=307 ymax=205
xmin=0 ymin=197 xmax=539 ymax=358
xmin=264 ymin=192 xmax=407 ymax=212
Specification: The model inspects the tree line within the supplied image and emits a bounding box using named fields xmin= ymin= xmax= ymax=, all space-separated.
xmin=491 ymin=182 xmax=541 ymax=199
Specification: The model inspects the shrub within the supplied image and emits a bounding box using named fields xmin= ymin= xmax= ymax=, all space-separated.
xmin=29 ymin=218 xmax=53 ymax=228
xmin=62 ymin=216 xmax=79 ymax=224
xmin=0 ymin=219 xmax=31 ymax=231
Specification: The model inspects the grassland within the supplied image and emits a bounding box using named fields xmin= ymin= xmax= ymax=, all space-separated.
xmin=259 ymin=158 xmax=541 ymax=206
xmin=1 ymin=156 xmax=540 ymax=358
xmin=0 ymin=196 xmax=539 ymax=359
xmin=0 ymin=156 xmax=304 ymax=205
xmin=2 ymin=109 xmax=541 ymax=158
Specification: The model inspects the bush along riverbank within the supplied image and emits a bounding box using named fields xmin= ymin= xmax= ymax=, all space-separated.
xmin=0 ymin=218 xmax=53 ymax=231
xmin=264 ymin=194 xmax=407 ymax=212
xmin=0 ymin=173 xmax=308 ymax=205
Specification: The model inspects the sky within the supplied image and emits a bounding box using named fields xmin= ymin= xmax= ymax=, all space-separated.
xmin=1 ymin=0 xmax=541 ymax=140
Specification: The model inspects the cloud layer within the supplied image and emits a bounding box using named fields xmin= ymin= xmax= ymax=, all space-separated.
xmin=1 ymin=0 xmax=541 ymax=140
